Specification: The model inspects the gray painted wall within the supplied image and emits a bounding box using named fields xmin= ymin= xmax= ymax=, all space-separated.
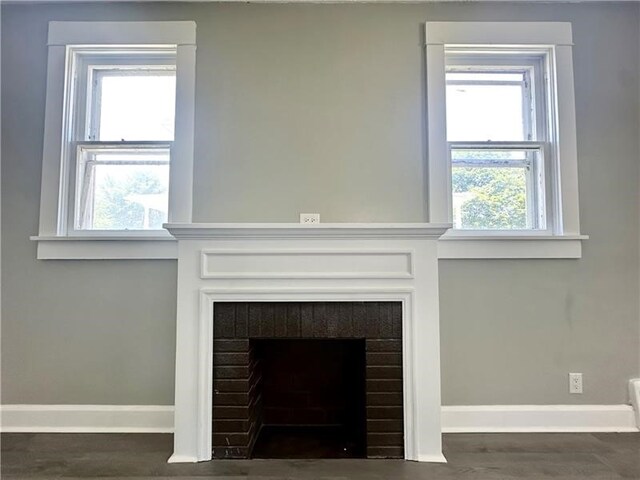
xmin=1 ymin=2 xmax=638 ymax=406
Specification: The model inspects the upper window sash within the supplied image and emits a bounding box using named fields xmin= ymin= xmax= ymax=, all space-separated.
xmin=88 ymin=67 xmax=177 ymax=142
xmin=445 ymin=55 xmax=545 ymax=144
xmin=80 ymin=53 xmax=177 ymax=143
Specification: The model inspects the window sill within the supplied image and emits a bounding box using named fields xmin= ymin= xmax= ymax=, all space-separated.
xmin=31 ymin=232 xmax=587 ymax=261
xmin=437 ymin=233 xmax=588 ymax=259
xmin=30 ymin=235 xmax=178 ymax=260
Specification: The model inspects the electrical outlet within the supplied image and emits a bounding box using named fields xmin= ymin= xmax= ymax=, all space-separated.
xmin=300 ymin=213 xmax=320 ymax=224
xmin=569 ymin=373 xmax=583 ymax=394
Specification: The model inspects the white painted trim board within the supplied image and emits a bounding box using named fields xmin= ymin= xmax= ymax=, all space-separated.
xmin=2 ymin=404 xmax=637 ymax=434
xmin=629 ymin=379 xmax=640 ymax=428
xmin=442 ymin=405 xmax=638 ymax=433
xmin=0 ymin=405 xmax=174 ymax=433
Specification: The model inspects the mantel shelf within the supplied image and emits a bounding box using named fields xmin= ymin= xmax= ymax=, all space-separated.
xmin=163 ymin=223 xmax=452 ymax=240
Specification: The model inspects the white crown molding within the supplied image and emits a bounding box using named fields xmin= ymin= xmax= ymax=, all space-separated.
xmin=48 ymin=21 xmax=196 ymax=46
xmin=2 ymin=404 xmax=637 ymax=433
xmin=425 ymin=21 xmax=574 ymax=46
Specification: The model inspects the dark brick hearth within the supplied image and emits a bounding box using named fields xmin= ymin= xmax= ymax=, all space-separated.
xmin=212 ymin=302 xmax=404 ymax=459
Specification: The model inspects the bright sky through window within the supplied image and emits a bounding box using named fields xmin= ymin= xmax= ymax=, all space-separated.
xmin=445 ymin=71 xmax=529 ymax=142
xmin=95 ymin=72 xmax=176 ymax=141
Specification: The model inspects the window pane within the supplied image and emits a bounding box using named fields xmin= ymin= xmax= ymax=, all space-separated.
xmin=447 ymin=72 xmax=525 ymax=82
xmin=451 ymin=148 xmax=528 ymax=165
xmin=93 ymin=70 xmax=176 ymax=141
xmin=76 ymin=147 xmax=170 ymax=230
xmin=446 ymin=71 xmax=530 ymax=142
xmin=451 ymin=148 xmax=541 ymax=230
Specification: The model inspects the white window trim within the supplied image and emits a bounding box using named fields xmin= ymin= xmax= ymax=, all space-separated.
xmin=32 ymin=21 xmax=196 ymax=259
xmin=425 ymin=22 xmax=587 ymax=259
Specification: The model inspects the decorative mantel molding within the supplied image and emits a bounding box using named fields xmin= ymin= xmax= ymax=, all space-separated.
xmin=164 ymin=222 xmax=452 ymax=239
xmin=167 ymin=222 xmax=450 ymax=464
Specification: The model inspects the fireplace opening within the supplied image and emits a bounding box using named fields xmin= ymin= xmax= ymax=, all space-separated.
xmin=211 ymin=302 xmax=404 ymax=460
xmin=251 ymin=339 xmax=366 ymax=459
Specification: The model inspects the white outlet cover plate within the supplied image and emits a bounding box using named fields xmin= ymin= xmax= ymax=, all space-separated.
xmin=300 ymin=213 xmax=320 ymax=224
xmin=569 ymin=373 xmax=583 ymax=394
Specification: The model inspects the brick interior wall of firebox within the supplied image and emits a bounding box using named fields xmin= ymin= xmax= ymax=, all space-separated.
xmin=212 ymin=302 xmax=404 ymax=459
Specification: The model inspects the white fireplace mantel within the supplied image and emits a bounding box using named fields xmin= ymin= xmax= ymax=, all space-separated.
xmin=165 ymin=222 xmax=450 ymax=464
xmin=164 ymin=222 xmax=451 ymax=239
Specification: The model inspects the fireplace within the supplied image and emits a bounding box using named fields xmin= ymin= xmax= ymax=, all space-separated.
xmin=252 ymin=338 xmax=366 ymax=459
xmin=211 ymin=302 xmax=403 ymax=459
xmin=165 ymin=223 xmax=449 ymax=463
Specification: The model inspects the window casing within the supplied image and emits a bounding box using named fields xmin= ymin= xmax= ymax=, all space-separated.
xmin=425 ymin=22 xmax=586 ymax=259
xmin=33 ymin=21 xmax=196 ymax=259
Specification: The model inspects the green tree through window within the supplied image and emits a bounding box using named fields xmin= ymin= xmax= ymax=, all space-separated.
xmin=452 ymin=167 xmax=527 ymax=229
xmin=93 ymin=170 xmax=168 ymax=230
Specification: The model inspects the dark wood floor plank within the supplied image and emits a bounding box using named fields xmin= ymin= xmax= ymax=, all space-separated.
xmin=0 ymin=433 xmax=632 ymax=479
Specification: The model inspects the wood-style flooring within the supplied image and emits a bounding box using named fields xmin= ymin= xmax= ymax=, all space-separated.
xmin=1 ymin=432 xmax=638 ymax=479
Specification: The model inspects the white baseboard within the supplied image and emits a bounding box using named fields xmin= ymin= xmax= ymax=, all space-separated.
xmin=417 ymin=453 xmax=448 ymax=463
xmin=0 ymin=405 xmax=174 ymax=433
xmin=441 ymin=405 xmax=639 ymax=433
xmin=630 ymin=379 xmax=640 ymax=429
xmin=167 ymin=454 xmax=199 ymax=463
xmin=1 ymin=404 xmax=637 ymax=434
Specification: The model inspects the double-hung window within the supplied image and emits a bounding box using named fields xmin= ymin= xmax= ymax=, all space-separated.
xmin=446 ymin=52 xmax=548 ymax=231
xmin=426 ymin=22 xmax=586 ymax=258
xmin=71 ymin=48 xmax=176 ymax=232
xmin=34 ymin=22 xmax=196 ymax=259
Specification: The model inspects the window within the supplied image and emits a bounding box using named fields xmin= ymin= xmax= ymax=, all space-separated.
xmin=70 ymin=48 xmax=176 ymax=232
xmin=33 ymin=22 xmax=196 ymax=259
xmin=425 ymin=22 xmax=587 ymax=259
xmin=446 ymin=53 xmax=548 ymax=231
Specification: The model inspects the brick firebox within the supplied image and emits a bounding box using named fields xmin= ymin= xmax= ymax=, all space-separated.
xmin=212 ymin=301 xmax=404 ymax=459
